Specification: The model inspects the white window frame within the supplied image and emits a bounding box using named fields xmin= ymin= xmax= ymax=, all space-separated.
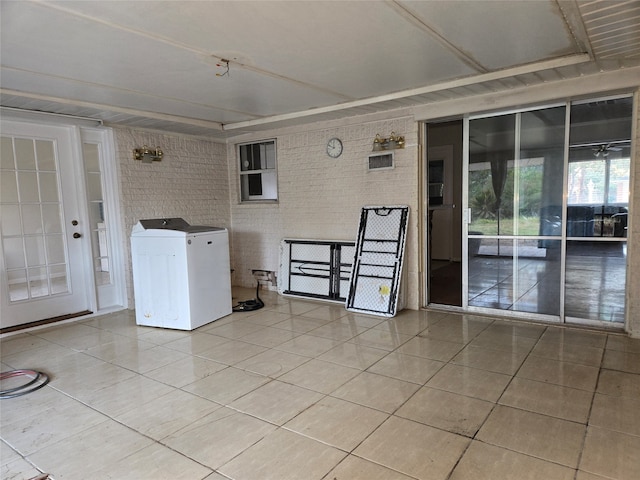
xmin=237 ymin=139 xmax=278 ymax=202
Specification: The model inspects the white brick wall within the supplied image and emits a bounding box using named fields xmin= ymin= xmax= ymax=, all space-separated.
xmin=227 ymin=110 xmax=421 ymax=309
xmin=113 ymin=127 xmax=229 ymax=307
xmin=112 ymin=91 xmax=639 ymax=329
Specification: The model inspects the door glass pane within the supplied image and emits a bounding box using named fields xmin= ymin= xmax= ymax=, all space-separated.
xmin=1 ymin=136 xmax=15 ymax=169
xmin=24 ymin=235 xmax=46 ymax=267
xmin=3 ymin=237 xmax=25 ymax=269
xmin=468 ymin=242 xmax=513 ymax=309
xmin=566 ymin=153 xmax=629 ymax=238
xmin=0 ymin=136 xmax=70 ymax=302
xmin=21 ymin=204 xmax=42 ymax=234
xmin=14 ymin=138 xmax=36 ymax=169
xmin=468 ymin=239 xmax=561 ymax=314
xmin=512 ymin=239 xmax=561 ymax=315
xmin=520 ymin=107 xmax=565 ymax=237
xmin=18 ymin=171 xmax=39 ymax=202
xmin=94 ymin=257 xmax=110 ymax=286
xmin=46 ymin=234 xmax=65 ymax=264
xmin=565 ymin=96 xmax=631 ymax=323
xmin=1 ymin=171 xmax=18 ymax=203
xmin=468 ymin=107 xmax=563 ymax=317
xmin=8 ymin=269 xmax=28 ymax=301
xmin=42 ymin=204 xmax=63 ymax=233
xmin=1 ymin=204 xmax=22 ymax=236
xmin=35 ymin=140 xmax=56 ymax=170
xmin=468 ymin=115 xmax=515 ymax=235
xmin=29 ymin=266 xmax=49 ymax=298
xmin=86 ymin=172 xmax=102 ymax=202
xmin=82 ymin=142 xmax=110 ymax=285
xmin=50 ymin=264 xmax=68 ymax=295
xmin=39 ymin=172 xmax=59 ymax=202
xmin=565 ymin=241 xmax=626 ymax=322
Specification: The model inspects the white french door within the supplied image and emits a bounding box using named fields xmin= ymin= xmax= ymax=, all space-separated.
xmin=1 ymin=120 xmax=92 ymax=329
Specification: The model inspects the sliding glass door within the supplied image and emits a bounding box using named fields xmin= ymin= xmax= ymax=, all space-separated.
xmin=467 ymin=105 xmax=565 ymax=318
xmin=465 ymin=95 xmax=632 ymax=326
xmin=564 ymin=98 xmax=632 ymax=323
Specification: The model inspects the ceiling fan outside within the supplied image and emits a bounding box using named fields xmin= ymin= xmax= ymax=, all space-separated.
xmin=592 ymin=143 xmax=623 ymax=157
xmin=568 ymin=140 xmax=630 ymax=158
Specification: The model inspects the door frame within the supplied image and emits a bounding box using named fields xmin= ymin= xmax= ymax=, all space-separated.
xmin=462 ymin=96 xmax=633 ymax=329
xmin=80 ymin=127 xmax=127 ymax=312
xmin=1 ymin=114 xmax=126 ymax=331
xmin=1 ymin=119 xmax=93 ymax=328
xmin=421 ymin=121 xmax=465 ymax=309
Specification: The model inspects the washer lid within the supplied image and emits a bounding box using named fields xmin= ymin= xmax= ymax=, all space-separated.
xmin=186 ymin=225 xmax=225 ymax=233
xmin=138 ymin=218 xmax=190 ymax=231
xmin=131 ymin=218 xmax=225 ymax=235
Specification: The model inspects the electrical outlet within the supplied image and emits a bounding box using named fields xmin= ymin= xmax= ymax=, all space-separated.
xmin=251 ymin=269 xmax=277 ymax=287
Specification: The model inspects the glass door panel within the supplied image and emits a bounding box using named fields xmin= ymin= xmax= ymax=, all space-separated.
xmin=82 ymin=142 xmax=110 ymax=286
xmin=565 ymin=240 xmax=626 ymax=322
xmin=468 ymin=114 xmax=515 ymax=236
xmin=466 ymin=96 xmax=632 ymax=326
xmin=1 ymin=136 xmax=70 ymax=302
xmin=511 ymin=239 xmax=561 ymax=315
xmin=565 ymin=96 xmax=632 ymax=324
xmin=1 ymin=121 xmax=90 ymax=329
xmin=467 ymin=106 xmax=565 ymax=317
xmin=519 ymin=108 xmax=565 ymax=239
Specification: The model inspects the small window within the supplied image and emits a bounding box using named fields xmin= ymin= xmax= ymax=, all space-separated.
xmin=238 ymin=139 xmax=277 ymax=202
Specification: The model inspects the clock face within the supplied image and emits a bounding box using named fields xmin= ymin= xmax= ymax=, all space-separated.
xmin=327 ymin=138 xmax=343 ymax=158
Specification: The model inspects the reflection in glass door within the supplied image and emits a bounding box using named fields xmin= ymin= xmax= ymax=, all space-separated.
xmin=83 ymin=142 xmax=110 ymax=287
xmin=465 ymin=96 xmax=632 ymax=325
xmin=467 ymin=106 xmax=565 ymax=318
xmin=1 ymin=136 xmax=69 ymax=301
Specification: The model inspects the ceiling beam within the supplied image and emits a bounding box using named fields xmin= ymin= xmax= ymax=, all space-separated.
xmin=223 ymin=53 xmax=591 ymax=130
xmin=0 ymin=89 xmax=225 ymax=130
xmin=413 ymin=64 xmax=640 ymax=121
xmin=0 ymin=106 xmax=103 ymax=127
xmin=555 ymin=0 xmax=594 ymax=58
xmin=385 ymin=0 xmax=489 ymax=73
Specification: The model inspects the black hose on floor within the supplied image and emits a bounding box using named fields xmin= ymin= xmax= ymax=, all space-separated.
xmin=0 ymin=369 xmax=50 ymax=399
xmin=232 ymin=281 xmax=264 ymax=312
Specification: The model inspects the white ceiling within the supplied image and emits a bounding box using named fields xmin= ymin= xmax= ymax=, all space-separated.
xmin=1 ymin=0 xmax=640 ymax=139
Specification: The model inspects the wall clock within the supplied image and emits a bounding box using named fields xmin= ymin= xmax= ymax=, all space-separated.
xmin=327 ymin=137 xmax=343 ymax=158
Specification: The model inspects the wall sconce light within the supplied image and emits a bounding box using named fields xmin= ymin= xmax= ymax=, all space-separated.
xmin=372 ymin=132 xmax=405 ymax=151
xmin=133 ymin=145 xmax=163 ymax=163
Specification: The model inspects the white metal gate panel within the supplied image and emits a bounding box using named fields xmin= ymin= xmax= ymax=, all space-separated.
xmin=346 ymin=206 xmax=409 ymax=317
xmin=279 ymin=239 xmax=355 ymax=302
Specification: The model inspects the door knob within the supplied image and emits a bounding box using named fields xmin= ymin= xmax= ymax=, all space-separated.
xmin=73 ymin=232 xmax=82 ymax=239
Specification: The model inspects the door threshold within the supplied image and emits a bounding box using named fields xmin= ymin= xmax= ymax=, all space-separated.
xmin=0 ymin=310 xmax=93 ymax=335
xmin=423 ymin=304 xmax=466 ymax=313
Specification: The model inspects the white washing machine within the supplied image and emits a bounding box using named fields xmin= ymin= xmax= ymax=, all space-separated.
xmin=131 ymin=218 xmax=232 ymax=330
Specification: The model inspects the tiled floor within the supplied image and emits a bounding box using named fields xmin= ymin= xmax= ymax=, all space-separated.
xmin=2 ymin=287 xmax=640 ymax=480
